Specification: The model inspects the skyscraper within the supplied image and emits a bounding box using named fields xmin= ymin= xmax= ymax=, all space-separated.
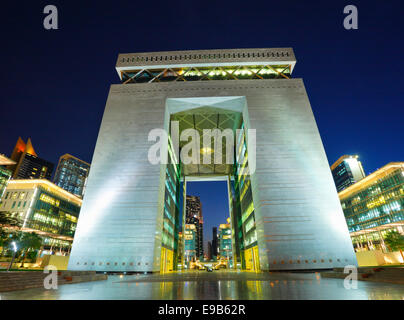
xmin=212 ymin=227 xmax=218 ymax=258
xmin=185 ymin=195 xmax=204 ymax=258
xmin=69 ymin=48 xmax=357 ymax=273
xmin=331 ymin=155 xmax=366 ymax=192
xmin=7 ymin=137 xmax=54 ymax=180
xmin=184 ymin=224 xmax=197 ymax=266
xmin=53 ymin=154 xmax=90 ymax=198
xmin=218 ymin=221 xmax=232 ymax=264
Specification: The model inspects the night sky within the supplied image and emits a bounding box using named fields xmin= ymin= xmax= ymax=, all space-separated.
xmin=1 ymin=1 xmax=403 ymax=248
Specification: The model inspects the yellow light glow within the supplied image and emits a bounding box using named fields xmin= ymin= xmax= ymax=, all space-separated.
xmin=201 ymin=147 xmax=213 ymax=155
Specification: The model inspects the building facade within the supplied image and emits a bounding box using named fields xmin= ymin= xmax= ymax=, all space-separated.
xmin=7 ymin=137 xmax=54 ymax=180
xmin=339 ymin=162 xmax=404 ymax=251
xmin=53 ymin=154 xmax=90 ymax=198
xmin=218 ymin=222 xmax=232 ymax=258
xmin=212 ymin=227 xmax=218 ymax=258
xmin=68 ymin=48 xmax=357 ymax=273
xmin=0 ymin=154 xmax=15 ymax=199
xmin=0 ymin=179 xmax=82 ymax=254
xmin=185 ymin=195 xmax=204 ymax=258
xmin=331 ymin=155 xmax=366 ymax=192
xmin=184 ymin=224 xmax=196 ymax=266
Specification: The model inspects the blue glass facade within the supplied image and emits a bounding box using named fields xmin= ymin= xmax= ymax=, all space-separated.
xmin=54 ymin=154 xmax=90 ymax=198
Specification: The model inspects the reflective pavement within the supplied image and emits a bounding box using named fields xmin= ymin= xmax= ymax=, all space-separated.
xmin=2 ymin=270 xmax=404 ymax=300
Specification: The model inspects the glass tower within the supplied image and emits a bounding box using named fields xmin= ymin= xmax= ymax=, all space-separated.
xmin=54 ymin=154 xmax=90 ymax=198
xmin=331 ymin=155 xmax=366 ymax=192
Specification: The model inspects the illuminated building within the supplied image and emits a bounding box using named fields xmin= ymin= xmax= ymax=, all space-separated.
xmin=185 ymin=195 xmax=204 ymax=258
xmin=218 ymin=221 xmax=232 ymax=263
xmin=331 ymin=155 xmax=366 ymax=192
xmin=0 ymin=179 xmax=82 ymax=254
xmin=184 ymin=224 xmax=196 ymax=266
xmin=339 ymin=162 xmax=404 ymax=251
xmin=7 ymin=137 xmax=54 ymax=180
xmin=53 ymin=154 xmax=90 ymax=198
xmin=0 ymin=154 xmax=15 ymax=199
xmin=69 ymin=48 xmax=356 ymax=273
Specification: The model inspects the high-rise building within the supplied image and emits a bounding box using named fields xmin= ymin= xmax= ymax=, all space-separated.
xmin=212 ymin=227 xmax=218 ymax=258
xmin=185 ymin=195 xmax=204 ymax=258
xmin=0 ymin=154 xmax=15 ymax=199
xmin=339 ymin=162 xmax=404 ymax=252
xmin=53 ymin=154 xmax=90 ymax=198
xmin=207 ymin=241 xmax=212 ymax=261
xmin=184 ymin=224 xmax=196 ymax=266
xmin=218 ymin=221 xmax=233 ymax=267
xmin=331 ymin=155 xmax=366 ymax=192
xmin=7 ymin=137 xmax=54 ymax=180
xmin=0 ymin=179 xmax=82 ymax=254
xmin=69 ymin=48 xmax=357 ymax=273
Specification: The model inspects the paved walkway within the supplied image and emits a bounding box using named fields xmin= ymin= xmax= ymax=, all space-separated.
xmin=2 ymin=270 xmax=404 ymax=300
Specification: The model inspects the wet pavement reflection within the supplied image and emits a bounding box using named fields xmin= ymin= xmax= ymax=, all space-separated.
xmin=2 ymin=270 xmax=404 ymax=300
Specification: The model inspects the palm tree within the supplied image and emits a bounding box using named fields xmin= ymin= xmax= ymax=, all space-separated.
xmin=384 ymin=230 xmax=404 ymax=261
xmin=19 ymin=232 xmax=42 ymax=267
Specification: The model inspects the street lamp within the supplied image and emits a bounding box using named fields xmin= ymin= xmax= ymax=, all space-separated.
xmin=7 ymin=241 xmax=18 ymax=272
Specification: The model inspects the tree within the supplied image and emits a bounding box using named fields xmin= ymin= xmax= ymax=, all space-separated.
xmin=0 ymin=212 xmax=22 ymax=257
xmin=0 ymin=212 xmax=21 ymax=228
xmin=384 ymin=230 xmax=404 ymax=251
xmin=19 ymin=232 xmax=42 ymax=266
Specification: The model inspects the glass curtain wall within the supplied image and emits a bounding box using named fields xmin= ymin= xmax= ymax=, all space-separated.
xmin=160 ymin=130 xmax=182 ymax=273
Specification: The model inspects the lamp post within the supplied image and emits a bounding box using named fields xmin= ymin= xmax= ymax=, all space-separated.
xmin=7 ymin=241 xmax=18 ymax=272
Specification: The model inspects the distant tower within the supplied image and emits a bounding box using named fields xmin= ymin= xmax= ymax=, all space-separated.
xmin=7 ymin=137 xmax=53 ymax=180
xmin=331 ymin=155 xmax=366 ymax=192
xmin=185 ymin=195 xmax=204 ymax=258
xmin=212 ymin=227 xmax=218 ymax=258
xmin=207 ymin=241 xmax=212 ymax=260
xmin=54 ymin=154 xmax=90 ymax=198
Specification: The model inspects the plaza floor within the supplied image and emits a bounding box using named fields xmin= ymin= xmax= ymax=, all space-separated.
xmin=1 ymin=270 xmax=404 ymax=300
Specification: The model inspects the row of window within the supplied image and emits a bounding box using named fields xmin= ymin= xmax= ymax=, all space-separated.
xmin=122 ymin=51 xmax=291 ymax=63
xmin=4 ymin=191 xmax=28 ymax=201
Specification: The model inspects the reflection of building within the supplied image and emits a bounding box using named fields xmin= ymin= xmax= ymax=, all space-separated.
xmin=218 ymin=221 xmax=233 ymax=266
xmin=54 ymin=154 xmax=90 ymax=198
xmin=69 ymin=48 xmax=357 ymax=273
xmin=331 ymin=155 xmax=366 ymax=192
xmin=0 ymin=155 xmax=15 ymax=199
xmin=339 ymin=162 xmax=404 ymax=251
xmin=0 ymin=179 xmax=82 ymax=254
xmin=7 ymin=137 xmax=54 ymax=180
xmin=184 ymin=224 xmax=196 ymax=265
xmin=186 ymin=195 xmax=204 ymax=258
